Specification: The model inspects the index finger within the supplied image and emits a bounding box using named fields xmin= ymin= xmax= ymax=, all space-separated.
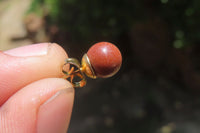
xmin=0 ymin=43 xmax=68 ymax=105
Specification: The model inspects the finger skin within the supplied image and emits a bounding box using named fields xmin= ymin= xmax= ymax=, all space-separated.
xmin=0 ymin=43 xmax=68 ymax=105
xmin=0 ymin=78 xmax=74 ymax=133
xmin=37 ymin=89 xmax=73 ymax=133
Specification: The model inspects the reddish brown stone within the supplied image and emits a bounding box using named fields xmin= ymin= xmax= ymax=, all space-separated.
xmin=87 ymin=42 xmax=122 ymax=78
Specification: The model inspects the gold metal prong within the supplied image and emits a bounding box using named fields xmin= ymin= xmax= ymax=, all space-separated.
xmin=81 ymin=54 xmax=97 ymax=79
xmin=62 ymin=58 xmax=86 ymax=88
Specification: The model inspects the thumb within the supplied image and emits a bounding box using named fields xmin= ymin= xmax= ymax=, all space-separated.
xmin=0 ymin=78 xmax=74 ymax=133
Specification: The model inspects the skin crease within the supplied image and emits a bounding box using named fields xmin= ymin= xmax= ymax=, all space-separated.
xmin=87 ymin=42 xmax=122 ymax=78
xmin=0 ymin=43 xmax=74 ymax=133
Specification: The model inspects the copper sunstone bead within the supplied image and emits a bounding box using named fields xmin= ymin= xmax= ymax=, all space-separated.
xmin=85 ymin=42 xmax=122 ymax=78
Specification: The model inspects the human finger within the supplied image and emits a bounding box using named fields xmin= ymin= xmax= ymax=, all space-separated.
xmin=0 ymin=78 xmax=74 ymax=133
xmin=0 ymin=43 xmax=68 ymax=105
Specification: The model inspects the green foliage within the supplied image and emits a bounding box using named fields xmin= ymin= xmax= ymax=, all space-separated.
xmin=28 ymin=0 xmax=200 ymax=46
xmin=160 ymin=0 xmax=200 ymax=47
xmin=28 ymin=0 xmax=136 ymax=43
xmin=27 ymin=0 xmax=44 ymax=15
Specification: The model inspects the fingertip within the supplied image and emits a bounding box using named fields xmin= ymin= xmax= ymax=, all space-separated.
xmin=0 ymin=43 xmax=69 ymax=105
xmin=0 ymin=78 xmax=74 ymax=133
xmin=37 ymin=88 xmax=74 ymax=133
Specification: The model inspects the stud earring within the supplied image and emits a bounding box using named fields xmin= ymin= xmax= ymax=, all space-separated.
xmin=62 ymin=42 xmax=122 ymax=87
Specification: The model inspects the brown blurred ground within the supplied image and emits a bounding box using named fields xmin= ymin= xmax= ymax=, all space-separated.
xmin=0 ymin=0 xmax=32 ymax=50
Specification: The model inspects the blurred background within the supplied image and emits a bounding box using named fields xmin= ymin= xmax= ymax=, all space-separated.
xmin=1 ymin=0 xmax=200 ymax=132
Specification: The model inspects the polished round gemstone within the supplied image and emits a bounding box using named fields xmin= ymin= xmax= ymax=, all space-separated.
xmin=87 ymin=42 xmax=122 ymax=78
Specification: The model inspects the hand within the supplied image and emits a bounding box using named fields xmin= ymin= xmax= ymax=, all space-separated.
xmin=0 ymin=43 xmax=74 ymax=133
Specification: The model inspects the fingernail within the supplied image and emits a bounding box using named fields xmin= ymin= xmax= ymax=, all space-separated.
xmin=4 ymin=43 xmax=52 ymax=57
xmin=37 ymin=87 xmax=74 ymax=133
